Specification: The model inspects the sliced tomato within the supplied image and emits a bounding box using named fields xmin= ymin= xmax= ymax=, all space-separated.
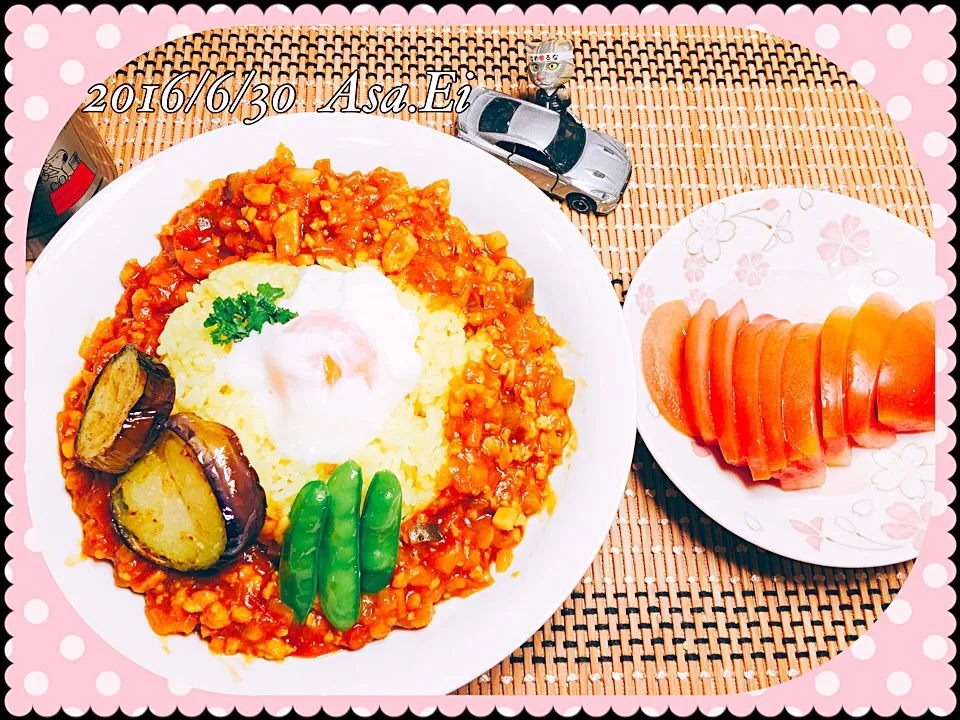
xmin=684 ymin=299 xmax=718 ymax=443
xmin=781 ymin=323 xmax=824 ymax=464
xmin=709 ymin=299 xmax=749 ymax=465
xmin=642 ymin=300 xmax=695 ymax=436
xmin=820 ymin=306 xmax=856 ymax=466
xmin=877 ymin=301 xmax=935 ymax=432
xmin=777 ymin=455 xmax=827 ymax=491
xmin=733 ymin=315 xmax=777 ymax=480
xmin=846 ymin=293 xmax=903 ymax=448
xmin=758 ymin=320 xmax=792 ymax=475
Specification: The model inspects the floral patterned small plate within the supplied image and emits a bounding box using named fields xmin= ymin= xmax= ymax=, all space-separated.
xmin=624 ymin=189 xmax=936 ymax=567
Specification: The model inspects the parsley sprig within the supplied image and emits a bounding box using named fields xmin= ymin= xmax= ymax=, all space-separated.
xmin=203 ymin=283 xmax=298 ymax=346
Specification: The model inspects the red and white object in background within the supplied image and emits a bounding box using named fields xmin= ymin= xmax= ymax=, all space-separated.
xmin=26 ymin=110 xmax=117 ymax=261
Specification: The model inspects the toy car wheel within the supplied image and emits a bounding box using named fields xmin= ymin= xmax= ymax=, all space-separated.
xmin=566 ymin=194 xmax=596 ymax=214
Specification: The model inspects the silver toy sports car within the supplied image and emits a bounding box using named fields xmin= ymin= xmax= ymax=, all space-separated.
xmin=456 ymin=87 xmax=632 ymax=214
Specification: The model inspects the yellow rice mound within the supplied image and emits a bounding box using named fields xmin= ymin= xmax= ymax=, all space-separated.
xmin=157 ymin=259 xmax=489 ymax=536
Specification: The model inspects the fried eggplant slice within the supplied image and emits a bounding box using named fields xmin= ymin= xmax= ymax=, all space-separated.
xmin=111 ymin=414 xmax=266 ymax=571
xmin=75 ymin=344 xmax=175 ymax=474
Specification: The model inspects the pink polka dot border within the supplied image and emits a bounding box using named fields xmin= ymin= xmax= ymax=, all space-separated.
xmin=4 ymin=4 xmax=956 ymax=716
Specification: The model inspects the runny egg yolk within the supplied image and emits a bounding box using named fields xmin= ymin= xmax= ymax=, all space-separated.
xmin=216 ymin=265 xmax=423 ymax=465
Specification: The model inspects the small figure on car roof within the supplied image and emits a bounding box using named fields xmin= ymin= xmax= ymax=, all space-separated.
xmin=525 ymin=39 xmax=577 ymax=121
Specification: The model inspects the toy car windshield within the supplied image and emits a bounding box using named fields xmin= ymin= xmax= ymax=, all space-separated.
xmin=545 ymin=115 xmax=586 ymax=174
xmin=478 ymin=97 xmax=521 ymax=134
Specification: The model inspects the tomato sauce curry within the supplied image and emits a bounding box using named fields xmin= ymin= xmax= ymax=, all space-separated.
xmin=57 ymin=145 xmax=575 ymax=659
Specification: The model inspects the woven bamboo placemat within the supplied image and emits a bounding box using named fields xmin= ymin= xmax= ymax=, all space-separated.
xmin=90 ymin=25 xmax=929 ymax=696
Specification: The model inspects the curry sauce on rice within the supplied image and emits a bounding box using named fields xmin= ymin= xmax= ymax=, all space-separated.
xmin=57 ymin=144 xmax=576 ymax=659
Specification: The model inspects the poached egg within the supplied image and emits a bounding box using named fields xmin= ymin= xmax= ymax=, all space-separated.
xmin=217 ymin=265 xmax=423 ymax=465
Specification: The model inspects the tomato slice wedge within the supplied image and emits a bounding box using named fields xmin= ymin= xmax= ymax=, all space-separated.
xmin=877 ymin=301 xmax=936 ymax=432
xmin=758 ymin=320 xmax=792 ymax=475
xmin=820 ymin=306 xmax=856 ymax=466
xmin=642 ymin=300 xmax=695 ymax=436
xmin=781 ymin=323 xmax=824 ymax=464
xmin=733 ymin=315 xmax=777 ymax=480
xmin=846 ymin=293 xmax=903 ymax=448
xmin=709 ymin=299 xmax=749 ymax=465
xmin=684 ymin=299 xmax=718 ymax=443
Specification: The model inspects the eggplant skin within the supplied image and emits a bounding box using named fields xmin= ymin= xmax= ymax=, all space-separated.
xmin=75 ymin=344 xmax=175 ymax=474
xmin=165 ymin=413 xmax=267 ymax=564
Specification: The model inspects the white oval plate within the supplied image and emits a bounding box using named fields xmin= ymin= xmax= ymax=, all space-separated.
xmin=25 ymin=113 xmax=636 ymax=696
xmin=624 ymin=189 xmax=936 ymax=568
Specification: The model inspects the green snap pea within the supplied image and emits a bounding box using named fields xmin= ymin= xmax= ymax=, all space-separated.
xmin=317 ymin=460 xmax=362 ymax=631
xmin=359 ymin=470 xmax=403 ymax=593
xmin=278 ymin=480 xmax=330 ymax=624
